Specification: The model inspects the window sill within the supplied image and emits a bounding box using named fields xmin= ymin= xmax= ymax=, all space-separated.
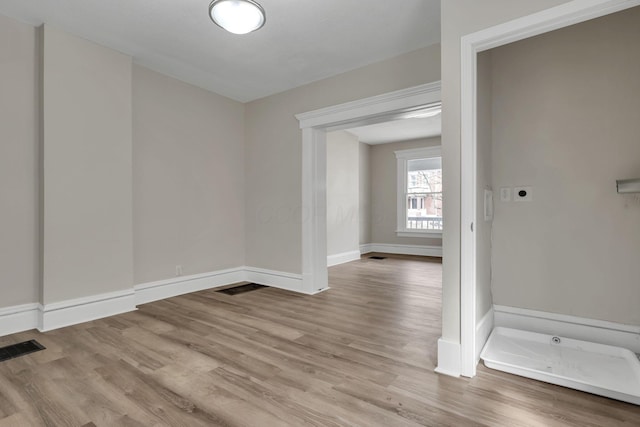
xmin=396 ymin=230 xmax=443 ymax=238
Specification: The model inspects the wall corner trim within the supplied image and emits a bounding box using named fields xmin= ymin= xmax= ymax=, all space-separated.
xmin=435 ymin=337 xmax=461 ymax=377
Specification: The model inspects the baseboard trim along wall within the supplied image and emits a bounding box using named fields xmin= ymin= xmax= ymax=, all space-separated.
xmin=360 ymin=243 xmax=443 ymax=257
xmin=327 ymin=250 xmax=362 ymax=267
xmin=493 ymin=305 xmax=640 ymax=354
xmin=475 ymin=307 xmax=494 ymax=364
xmin=0 ymin=303 xmax=40 ymax=337
xmin=244 ymin=266 xmax=305 ymax=294
xmin=435 ymin=337 xmax=461 ymax=377
xmin=0 ymin=266 xmax=309 ymax=337
xmin=135 ymin=267 xmax=246 ymax=305
xmin=39 ymin=289 xmax=137 ymax=332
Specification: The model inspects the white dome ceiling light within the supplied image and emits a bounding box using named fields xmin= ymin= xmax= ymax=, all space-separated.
xmin=209 ymin=0 xmax=266 ymax=35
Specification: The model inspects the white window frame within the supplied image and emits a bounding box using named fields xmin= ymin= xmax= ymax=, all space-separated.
xmin=395 ymin=146 xmax=442 ymax=238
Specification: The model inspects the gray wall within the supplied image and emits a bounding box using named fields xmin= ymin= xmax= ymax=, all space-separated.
xmin=370 ymin=137 xmax=443 ymax=247
xmin=41 ymin=25 xmax=134 ymax=304
xmin=441 ymin=0 xmax=571 ymax=343
xmin=489 ymin=7 xmax=640 ymax=326
xmin=245 ymin=44 xmax=441 ymax=273
xmin=0 ymin=15 xmax=39 ymax=307
xmin=476 ymin=52 xmax=493 ymax=322
xmin=359 ymin=142 xmax=371 ymax=245
xmin=326 ymin=130 xmax=360 ymax=257
xmin=132 ymin=65 xmax=246 ymax=284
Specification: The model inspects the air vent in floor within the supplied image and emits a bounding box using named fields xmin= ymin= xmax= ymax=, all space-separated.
xmin=217 ymin=283 xmax=268 ymax=295
xmin=369 ymin=256 xmax=387 ymax=260
xmin=0 ymin=340 xmax=45 ymax=362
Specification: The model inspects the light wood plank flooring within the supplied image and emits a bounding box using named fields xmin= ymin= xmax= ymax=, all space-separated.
xmin=0 ymin=254 xmax=639 ymax=426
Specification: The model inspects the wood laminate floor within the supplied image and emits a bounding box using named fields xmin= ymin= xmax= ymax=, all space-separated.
xmin=0 ymin=254 xmax=639 ymax=426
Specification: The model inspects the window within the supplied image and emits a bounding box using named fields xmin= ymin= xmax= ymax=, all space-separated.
xmin=395 ymin=146 xmax=442 ymax=237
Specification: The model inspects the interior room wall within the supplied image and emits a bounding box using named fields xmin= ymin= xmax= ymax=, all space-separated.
xmin=0 ymin=15 xmax=39 ymax=308
xmin=132 ymin=65 xmax=246 ymax=284
xmin=370 ymin=137 xmax=443 ymax=247
xmin=490 ymin=7 xmax=640 ymax=326
xmin=245 ymin=44 xmax=441 ymax=274
xmin=441 ymin=0 xmax=570 ymax=345
xmin=475 ymin=51 xmax=493 ymax=323
xmin=359 ymin=142 xmax=372 ymax=246
xmin=326 ymin=130 xmax=360 ymax=257
xmin=41 ymin=25 xmax=133 ymax=304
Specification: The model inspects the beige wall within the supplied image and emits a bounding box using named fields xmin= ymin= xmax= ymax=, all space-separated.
xmin=245 ymin=44 xmax=441 ymax=273
xmin=441 ymin=0 xmax=571 ymax=342
xmin=326 ymin=131 xmax=360 ymax=257
xmin=475 ymin=51 xmax=494 ymax=322
xmin=370 ymin=137 xmax=443 ymax=247
xmin=0 ymin=15 xmax=39 ymax=307
xmin=490 ymin=7 xmax=640 ymax=326
xmin=359 ymin=142 xmax=372 ymax=245
xmin=132 ymin=65 xmax=245 ymax=284
xmin=41 ymin=26 xmax=133 ymax=304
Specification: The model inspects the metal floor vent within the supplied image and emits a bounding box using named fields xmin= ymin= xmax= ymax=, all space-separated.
xmin=0 ymin=340 xmax=45 ymax=362
xmin=369 ymin=256 xmax=387 ymax=260
xmin=217 ymin=283 xmax=268 ymax=295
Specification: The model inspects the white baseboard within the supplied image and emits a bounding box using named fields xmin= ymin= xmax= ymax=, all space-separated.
xmin=434 ymin=337 xmax=461 ymax=377
xmin=244 ymin=266 xmax=305 ymax=294
xmin=494 ymin=305 xmax=640 ymax=354
xmin=1 ymin=265 xmax=309 ymax=337
xmin=327 ymin=250 xmax=361 ymax=267
xmin=360 ymin=243 xmax=442 ymax=257
xmin=39 ymin=289 xmax=136 ymax=332
xmin=0 ymin=303 xmax=39 ymax=336
xmin=135 ymin=267 xmax=245 ymax=305
xmin=475 ymin=307 xmax=494 ymax=364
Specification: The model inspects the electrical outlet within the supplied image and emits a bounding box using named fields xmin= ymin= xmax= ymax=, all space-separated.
xmin=513 ymin=186 xmax=533 ymax=202
xmin=175 ymin=265 xmax=183 ymax=276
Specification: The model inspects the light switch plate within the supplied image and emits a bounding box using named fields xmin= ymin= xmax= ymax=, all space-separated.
xmin=500 ymin=187 xmax=511 ymax=202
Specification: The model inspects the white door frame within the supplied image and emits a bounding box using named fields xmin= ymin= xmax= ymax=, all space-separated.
xmin=295 ymin=82 xmax=442 ymax=294
xmin=460 ymin=0 xmax=640 ymax=377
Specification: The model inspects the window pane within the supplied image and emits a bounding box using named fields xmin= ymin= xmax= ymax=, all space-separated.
xmin=406 ymin=192 xmax=443 ymax=230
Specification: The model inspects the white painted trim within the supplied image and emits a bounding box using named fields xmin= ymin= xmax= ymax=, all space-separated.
xmin=298 ymin=83 xmax=441 ymax=296
xmin=244 ymin=266 xmax=312 ymax=294
xmin=459 ymin=0 xmax=640 ymax=379
xmin=135 ymin=267 xmax=246 ymax=305
xmin=360 ymin=243 xmax=442 ymax=258
xmin=494 ymin=305 xmax=640 ymax=354
xmin=435 ymin=338 xmax=461 ymax=377
xmin=39 ymin=289 xmax=136 ymax=332
xmin=396 ymin=231 xmax=442 ymax=238
xmin=475 ymin=307 xmax=494 ymax=364
xmin=359 ymin=243 xmax=374 ymax=254
xmin=327 ymin=250 xmax=362 ymax=267
xmin=0 ymin=303 xmax=39 ymax=336
xmin=395 ymin=146 xmax=442 ymax=236
xmin=295 ymin=82 xmax=442 ymax=130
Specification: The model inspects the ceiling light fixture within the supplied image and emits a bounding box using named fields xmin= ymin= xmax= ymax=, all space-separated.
xmin=209 ymin=0 xmax=266 ymax=35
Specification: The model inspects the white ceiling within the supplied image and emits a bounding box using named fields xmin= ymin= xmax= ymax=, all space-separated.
xmin=347 ymin=116 xmax=441 ymax=145
xmin=0 ymin=0 xmax=441 ymax=102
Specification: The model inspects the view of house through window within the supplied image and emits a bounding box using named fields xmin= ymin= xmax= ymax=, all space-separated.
xmin=407 ymin=157 xmax=442 ymax=231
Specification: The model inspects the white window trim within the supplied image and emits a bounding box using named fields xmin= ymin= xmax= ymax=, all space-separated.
xmin=395 ymin=146 xmax=442 ymax=238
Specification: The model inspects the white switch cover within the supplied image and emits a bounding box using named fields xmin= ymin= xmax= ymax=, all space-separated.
xmin=500 ymin=187 xmax=511 ymax=202
xmin=514 ymin=186 xmax=533 ymax=202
